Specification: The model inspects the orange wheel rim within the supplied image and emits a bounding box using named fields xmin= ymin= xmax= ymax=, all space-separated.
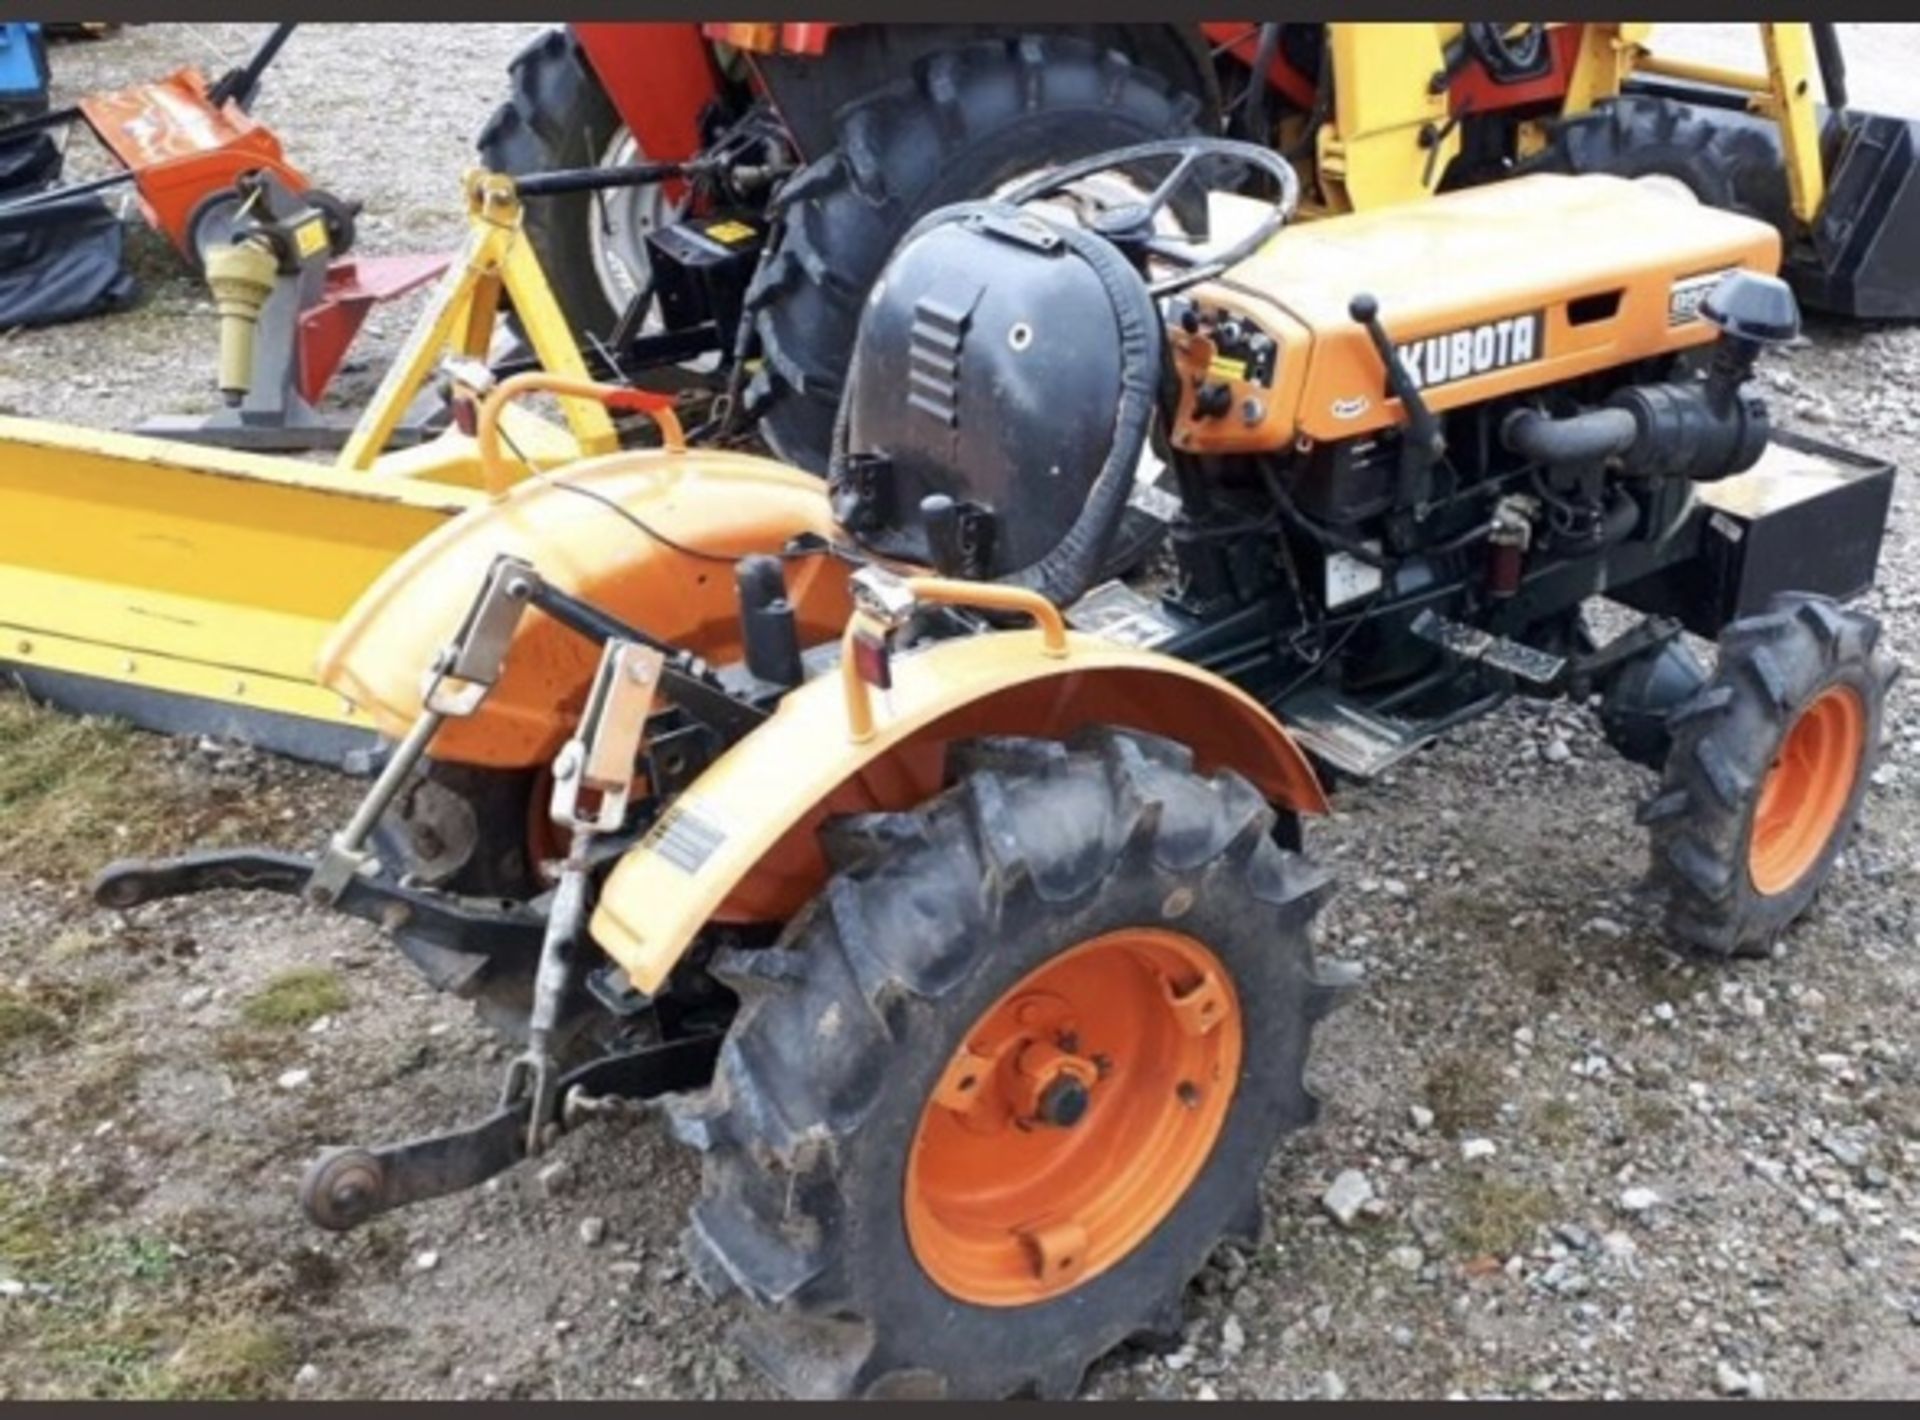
xmin=1748 ymin=685 xmax=1865 ymax=896
xmin=904 ymin=928 xmax=1242 ymax=1307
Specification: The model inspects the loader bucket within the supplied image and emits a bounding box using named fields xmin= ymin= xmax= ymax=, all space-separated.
xmin=1788 ymin=110 xmax=1920 ymax=320
xmin=0 ymin=416 xmax=479 ymax=767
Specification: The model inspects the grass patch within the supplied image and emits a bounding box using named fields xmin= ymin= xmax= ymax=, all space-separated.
xmin=239 ymin=968 xmax=347 ymax=1030
xmin=0 ymin=976 xmax=117 ymax=1059
xmin=151 ymin=1316 xmax=295 ymax=1400
xmin=0 ymin=1178 xmax=297 ymax=1399
xmin=1445 ymin=1174 xmax=1555 ymax=1260
xmin=0 ymin=1177 xmax=71 ymax=1275
xmin=1422 ymin=1047 xmax=1505 ymax=1138
xmin=0 ymin=691 xmax=342 ymax=887
xmin=0 ymin=988 xmax=62 ymax=1054
xmin=0 ymin=694 xmax=180 ymax=882
xmin=1532 ymin=1096 xmax=1584 ymax=1148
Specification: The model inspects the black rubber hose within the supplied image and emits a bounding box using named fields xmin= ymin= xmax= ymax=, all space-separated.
xmin=1500 ymin=406 xmax=1639 ymax=466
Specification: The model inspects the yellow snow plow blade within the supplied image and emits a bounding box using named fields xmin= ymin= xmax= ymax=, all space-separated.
xmin=0 ymin=417 xmax=485 ymax=765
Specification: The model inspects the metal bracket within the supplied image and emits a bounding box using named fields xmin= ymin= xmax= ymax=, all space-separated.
xmin=849 ymin=565 xmax=920 ymax=629
xmin=423 ymin=553 xmax=539 ymax=715
xmin=550 ymin=638 xmax=663 ymax=834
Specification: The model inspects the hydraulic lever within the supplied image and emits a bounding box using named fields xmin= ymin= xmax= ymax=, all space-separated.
xmin=1349 ymin=292 xmax=1447 ymax=513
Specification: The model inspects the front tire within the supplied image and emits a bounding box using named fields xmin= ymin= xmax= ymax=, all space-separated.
xmin=1641 ymin=594 xmax=1896 ymax=957
xmin=671 ymin=728 xmax=1343 ymax=1398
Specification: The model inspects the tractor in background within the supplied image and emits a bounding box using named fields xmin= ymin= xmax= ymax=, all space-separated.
xmin=481 ymin=21 xmax=1920 ymax=470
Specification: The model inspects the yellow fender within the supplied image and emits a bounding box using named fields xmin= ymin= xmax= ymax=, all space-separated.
xmin=317 ymin=445 xmax=853 ymax=767
xmin=591 ymin=625 xmax=1329 ymax=995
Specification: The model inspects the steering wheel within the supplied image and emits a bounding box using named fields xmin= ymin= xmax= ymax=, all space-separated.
xmin=998 ymin=137 xmax=1300 ymax=297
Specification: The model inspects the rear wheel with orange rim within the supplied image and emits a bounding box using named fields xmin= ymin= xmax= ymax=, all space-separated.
xmin=1643 ymin=593 xmax=1895 ymax=958
xmin=905 ymin=926 xmax=1243 ymax=1306
xmin=671 ymin=728 xmax=1348 ymax=1398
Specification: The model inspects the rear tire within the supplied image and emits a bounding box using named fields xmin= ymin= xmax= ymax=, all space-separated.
xmin=745 ymin=35 xmax=1204 ymax=472
xmin=671 ymin=728 xmax=1343 ymax=1398
xmin=476 ymin=27 xmax=660 ymax=352
xmin=1641 ymin=594 xmax=1896 ymax=958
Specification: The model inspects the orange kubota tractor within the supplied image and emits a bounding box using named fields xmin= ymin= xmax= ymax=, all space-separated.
xmin=101 ymin=135 xmax=1896 ymax=1396
xmin=480 ymin=21 xmax=1920 ymax=472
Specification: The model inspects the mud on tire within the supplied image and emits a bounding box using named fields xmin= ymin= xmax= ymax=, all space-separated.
xmin=1642 ymin=593 xmax=1897 ymax=958
xmin=669 ymin=727 xmax=1344 ymax=1398
xmin=745 ymin=35 xmax=1203 ymax=472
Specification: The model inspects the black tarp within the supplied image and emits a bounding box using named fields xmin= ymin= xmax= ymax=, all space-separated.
xmin=0 ymin=130 xmax=139 ymax=328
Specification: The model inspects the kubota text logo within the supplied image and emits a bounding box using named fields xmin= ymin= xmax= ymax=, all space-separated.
xmin=1394 ymin=311 xmax=1544 ymax=392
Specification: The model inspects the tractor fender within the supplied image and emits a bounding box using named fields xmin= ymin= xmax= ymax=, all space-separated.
xmin=590 ymin=627 xmax=1328 ymax=995
xmin=317 ymin=447 xmax=851 ymax=767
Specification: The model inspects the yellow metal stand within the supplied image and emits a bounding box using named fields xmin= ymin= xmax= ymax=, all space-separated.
xmin=336 ymin=171 xmax=619 ymax=481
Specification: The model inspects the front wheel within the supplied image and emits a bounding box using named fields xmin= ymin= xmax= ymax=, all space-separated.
xmin=1641 ymin=594 xmax=1897 ymax=957
xmin=670 ymin=728 xmax=1344 ymax=1398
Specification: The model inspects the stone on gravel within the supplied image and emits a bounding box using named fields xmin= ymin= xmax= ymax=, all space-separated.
xmin=1618 ymin=1186 xmax=1661 ymax=1214
xmin=579 ymin=1216 xmax=607 ymax=1247
xmin=1460 ymin=1137 xmax=1498 ymax=1162
xmin=537 ymin=1160 xmax=576 ymax=1198
xmin=1714 ymin=1361 xmax=1764 ymax=1397
xmin=1600 ymin=1230 xmax=1637 ymax=1260
xmin=1408 ymin=1104 xmax=1435 ymax=1131
xmin=1220 ymin=1314 xmax=1245 ymax=1359
xmin=276 ymin=1068 xmax=311 ymax=1091
xmin=414 ymin=1250 xmax=440 ymax=1272
xmin=1321 ymin=1170 xmax=1374 ymax=1228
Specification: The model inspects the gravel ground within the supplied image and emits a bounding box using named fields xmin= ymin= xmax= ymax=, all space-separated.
xmin=1 ymin=22 xmax=1917 ymax=1402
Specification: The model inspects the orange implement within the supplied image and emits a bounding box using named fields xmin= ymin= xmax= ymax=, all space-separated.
xmin=77 ymin=65 xmax=311 ymax=259
xmin=905 ymin=928 xmax=1242 ymax=1306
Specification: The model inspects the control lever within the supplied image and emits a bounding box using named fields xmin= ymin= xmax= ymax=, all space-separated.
xmin=1349 ymin=293 xmax=1446 ymax=514
xmin=920 ymin=493 xmax=996 ymax=580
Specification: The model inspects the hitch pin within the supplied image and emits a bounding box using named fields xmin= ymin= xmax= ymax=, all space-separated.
xmin=307 ymin=554 xmax=541 ymax=907
xmin=503 ymin=638 xmax=661 ymax=1155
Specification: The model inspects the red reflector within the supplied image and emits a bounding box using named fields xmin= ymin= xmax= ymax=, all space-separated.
xmin=451 ymin=396 xmax=478 ymax=437
xmin=852 ymin=630 xmax=892 ymax=691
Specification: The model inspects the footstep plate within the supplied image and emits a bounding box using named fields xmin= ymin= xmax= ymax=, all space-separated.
xmin=1411 ymin=610 xmax=1565 ymax=686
